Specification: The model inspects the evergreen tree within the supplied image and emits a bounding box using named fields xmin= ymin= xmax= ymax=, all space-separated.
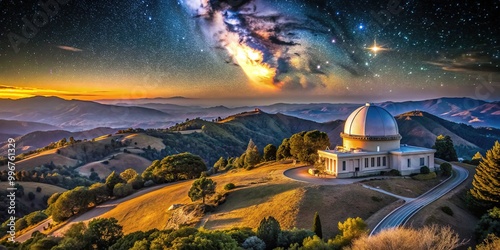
xmin=433 ymin=135 xmax=458 ymax=161
xmin=263 ymin=144 xmax=277 ymax=161
xmin=312 ymin=212 xmax=323 ymax=239
xmin=244 ymin=139 xmax=260 ymax=169
xmin=257 ymin=216 xmax=281 ymax=250
xmin=213 ymin=157 xmax=228 ymax=172
xmin=469 ymin=141 xmax=500 ymax=214
xmin=472 ymin=152 xmax=484 ymax=166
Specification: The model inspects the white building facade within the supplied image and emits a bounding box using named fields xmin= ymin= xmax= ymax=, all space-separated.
xmin=318 ymin=103 xmax=435 ymax=178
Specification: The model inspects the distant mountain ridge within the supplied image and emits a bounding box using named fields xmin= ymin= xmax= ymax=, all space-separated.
xmin=0 ymin=119 xmax=61 ymax=142
xmin=2 ymin=96 xmax=499 ymax=135
xmin=0 ymin=96 xmax=174 ymax=131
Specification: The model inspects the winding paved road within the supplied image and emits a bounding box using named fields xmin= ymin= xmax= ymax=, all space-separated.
xmin=370 ymin=164 xmax=469 ymax=235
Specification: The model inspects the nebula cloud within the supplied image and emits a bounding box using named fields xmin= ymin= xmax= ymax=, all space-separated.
xmin=180 ymin=0 xmax=370 ymax=91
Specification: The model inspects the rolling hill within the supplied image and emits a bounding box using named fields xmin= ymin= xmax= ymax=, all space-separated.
xmin=396 ymin=111 xmax=500 ymax=158
xmin=0 ymin=119 xmax=60 ymax=142
xmin=0 ymin=127 xmax=118 ymax=155
xmin=3 ymin=109 xmax=499 ymax=175
xmin=0 ymin=96 xmax=174 ymax=131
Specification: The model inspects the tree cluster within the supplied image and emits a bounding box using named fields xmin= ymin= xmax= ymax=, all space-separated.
xmin=277 ymin=130 xmax=330 ymax=164
xmin=142 ymin=152 xmax=207 ymax=183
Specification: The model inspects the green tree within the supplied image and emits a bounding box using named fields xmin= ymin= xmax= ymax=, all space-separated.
xmin=244 ymin=139 xmax=260 ymax=169
xmin=113 ymin=183 xmax=134 ymax=198
xmin=276 ymin=138 xmax=292 ymax=160
xmin=469 ymin=141 xmax=500 ymax=214
xmin=89 ymin=172 xmax=100 ymax=181
xmin=312 ymin=212 xmax=323 ymax=239
xmin=331 ymin=217 xmax=368 ymax=248
xmin=120 ymin=168 xmax=138 ymax=182
xmin=433 ymin=135 xmax=458 ymax=161
xmin=142 ymin=153 xmax=207 ymax=183
xmin=475 ymin=207 xmax=500 ymax=242
xmin=263 ymin=144 xmax=277 ymax=162
xmin=289 ymin=130 xmax=330 ymax=164
xmin=440 ymin=162 xmax=453 ymax=176
xmin=475 ymin=234 xmax=500 ymax=250
xmin=106 ymin=171 xmax=124 ymax=195
xmin=257 ymin=216 xmax=281 ymax=250
xmin=188 ymin=177 xmax=216 ymax=204
xmin=85 ymin=218 xmax=123 ymax=250
xmin=50 ymin=187 xmax=91 ymax=222
xmin=213 ymin=157 xmax=228 ymax=172
xmin=302 ymin=235 xmax=330 ymax=250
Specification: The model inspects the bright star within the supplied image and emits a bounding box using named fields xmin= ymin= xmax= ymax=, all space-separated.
xmin=366 ymin=39 xmax=389 ymax=56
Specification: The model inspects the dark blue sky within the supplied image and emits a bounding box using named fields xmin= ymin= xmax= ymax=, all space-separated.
xmin=0 ymin=0 xmax=499 ymax=103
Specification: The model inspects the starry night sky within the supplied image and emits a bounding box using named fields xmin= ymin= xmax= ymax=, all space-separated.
xmin=0 ymin=0 xmax=499 ymax=104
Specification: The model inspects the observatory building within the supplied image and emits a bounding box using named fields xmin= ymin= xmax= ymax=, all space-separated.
xmin=318 ymin=103 xmax=435 ymax=178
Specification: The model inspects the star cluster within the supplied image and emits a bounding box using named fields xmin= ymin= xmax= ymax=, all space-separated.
xmin=0 ymin=0 xmax=498 ymax=102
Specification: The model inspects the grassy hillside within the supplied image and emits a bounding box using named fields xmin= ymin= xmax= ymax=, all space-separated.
xmin=396 ymin=111 xmax=500 ymax=158
xmin=76 ymin=153 xmax=152 ymax=178
xmin=0 ymin=149 xmax=79 ymax=172
xmin=99 ymin=161 xmax=397 ymax=238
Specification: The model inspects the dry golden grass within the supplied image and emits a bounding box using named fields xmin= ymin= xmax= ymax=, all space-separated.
xmin=295 ymin=184 xmax=397 ymax=239
xmin=121 ymin=133 xmax=165 ymax=150
xmin=99 ymin=161 xmax=397 ymax=238
xmin=101 ymin=161 xmax=302 ymax=234
xmin=0 ymin=181 xmax=66 ymax=211
xmin=361 ymin=176 xmax=446 ymax=198
xmin=349 ymin=225 xmax=467 ymax=250
xmin=0 ymin=149 xmax=78 ymax=172
xmin=76 ymin=153 xmax=152 ymax=178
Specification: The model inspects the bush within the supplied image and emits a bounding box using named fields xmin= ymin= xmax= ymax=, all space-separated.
xmin=441 ymin=206 xmax=454 ymax=216
xmin=420 ymin=166 xmax=430 ymax=174
xmin=36 ymin=187 xmax=42 ymax=193
xmin=411 ymin=172 xmax=437 ymax=180
xmin=25 ymin=211 xmax=48 ymax=226
xmin=440 ymin=162 xmax=452 ymax=176
xmin=350 ymin=225 xmax=465 ymax=249
xmin=28 ymin=192 xmax=36 ymax=201
xmin=385 ymin=169 xmax=401 ymax=176
xmin=371 ymin=196 xmax=383 ymax=202
xmin=242 ymin=236 xmax=266 ymax=250
xmin=224 ymin=183 xmax=236 ymax=190
xmin=143 ymin=180 xmax=155 ymax=187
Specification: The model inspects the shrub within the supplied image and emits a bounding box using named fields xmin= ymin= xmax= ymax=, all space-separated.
xmin=440 ymin=162 xmax=452 ymax=176
xmin=388 ymin=169 xmax=401 ymax=176
xmin=224 ymin=183 xmax=236 ymax=190
xmin=420 ymin=166 xmax=430 ymax=174
xmin=28 ymin=192 xmax=36 ymax=201
xmin=350 ymin=225 xmax=466 ymax=249
xmin=441 ymin=206 xmax=454 ymax=216
xmin=102 ymin=160 xmax=109 ymax=165
xmin=144 ymin=180 xmax=155 ymax=187
xmin=371 ymin=196 xmax=383 ymax=202
xmin=36 ymin=187 xmax=42 ymax=192
xmin=242 ymin=236 xmax=266 ymax=250
xmin=411 ymin=172 xmax=437 ymax=180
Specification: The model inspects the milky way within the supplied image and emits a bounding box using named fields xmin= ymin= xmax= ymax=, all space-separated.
xmin=0 ymin=0 xmax=499 ymax=101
